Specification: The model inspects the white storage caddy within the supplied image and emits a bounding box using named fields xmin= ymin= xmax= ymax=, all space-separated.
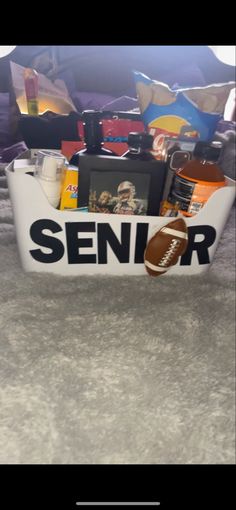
xmin=6 ymin=149 xmax=236 ymax=276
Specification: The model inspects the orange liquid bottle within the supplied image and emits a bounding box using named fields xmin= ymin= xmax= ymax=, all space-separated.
xmin=168 ymin=141 xmax=225 ymax=216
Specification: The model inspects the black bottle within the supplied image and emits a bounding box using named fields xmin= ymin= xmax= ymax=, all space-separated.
xmin=122 ymin=132 xmax=155 ymax=160
xmin=70 ymin=110 xmax=116 ymax=166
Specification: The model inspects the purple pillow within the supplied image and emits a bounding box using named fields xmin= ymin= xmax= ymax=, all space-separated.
xmin=102 ymin=95 xmax=138 ymax=111
xmin=71 ymin=91 xmax=116 ymax=112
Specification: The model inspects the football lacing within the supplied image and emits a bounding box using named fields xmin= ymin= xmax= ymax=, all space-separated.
xmin=159 ymin=239 xmax=181 ymax=267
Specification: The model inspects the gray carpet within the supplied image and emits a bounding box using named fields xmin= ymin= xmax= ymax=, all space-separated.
xmin=0 ymin=163 xmax=235 ymax=465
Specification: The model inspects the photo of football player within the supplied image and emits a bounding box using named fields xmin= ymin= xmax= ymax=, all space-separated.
xmin=113 ymin=181 xmax=144 ymax=215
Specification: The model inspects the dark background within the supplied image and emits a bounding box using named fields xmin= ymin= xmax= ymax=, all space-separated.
xmin=0 ymin=464 xmax=234 ymax=509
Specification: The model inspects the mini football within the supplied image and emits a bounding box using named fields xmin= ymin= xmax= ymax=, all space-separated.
xmin=144 ymin=218 xmax=188 ymax=276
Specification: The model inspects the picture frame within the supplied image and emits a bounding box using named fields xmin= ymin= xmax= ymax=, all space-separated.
xmin=77 ymin=154 xmax=167 ymax=216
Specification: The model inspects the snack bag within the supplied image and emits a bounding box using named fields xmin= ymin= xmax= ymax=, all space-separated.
xmin=134 ymin=71 xmax=235 ymax=158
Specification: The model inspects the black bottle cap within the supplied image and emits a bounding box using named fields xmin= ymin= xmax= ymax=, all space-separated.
xmin=82 ymin=110 xmax=103 ymax=149
xmin=128 ymin=132 xmax=154 ymax=150
xmin=82 ymin=110 xmax=102 ymax=122
xmin=193 ymin=141 xmax=222 ymax=161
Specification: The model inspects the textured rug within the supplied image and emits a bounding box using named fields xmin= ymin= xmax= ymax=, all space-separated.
xmin=0 ymin=162 xmax=235 ymax=465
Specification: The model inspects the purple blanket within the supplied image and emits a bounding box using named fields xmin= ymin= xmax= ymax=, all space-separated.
xmin=0 ymin=92 xmax=28 ymax=163
xmin=0 ymin=93 xmax=10 ymax=148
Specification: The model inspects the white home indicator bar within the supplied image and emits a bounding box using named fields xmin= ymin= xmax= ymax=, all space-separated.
xmin=76 ymin=503 xmax=160 ymax=506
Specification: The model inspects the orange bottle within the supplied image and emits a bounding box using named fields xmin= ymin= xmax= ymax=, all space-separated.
xmin=24 ymin=68 xmax=39 ymax=116
xmin=167 ymin=141 xmax=226 ymax=216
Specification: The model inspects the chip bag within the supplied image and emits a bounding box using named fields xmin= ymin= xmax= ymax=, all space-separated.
xmin=134 ymin=71 xmax=235 ymax=158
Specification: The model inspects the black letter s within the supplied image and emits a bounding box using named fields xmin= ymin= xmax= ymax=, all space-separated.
xmin=30 ymin=219 xmax=64 ymax=263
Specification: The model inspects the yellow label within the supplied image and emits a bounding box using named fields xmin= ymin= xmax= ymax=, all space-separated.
xmin=60 ymin=166 xmax=79 ymax=210
xmin=149 ymin=115 xmax=189 ymax=134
